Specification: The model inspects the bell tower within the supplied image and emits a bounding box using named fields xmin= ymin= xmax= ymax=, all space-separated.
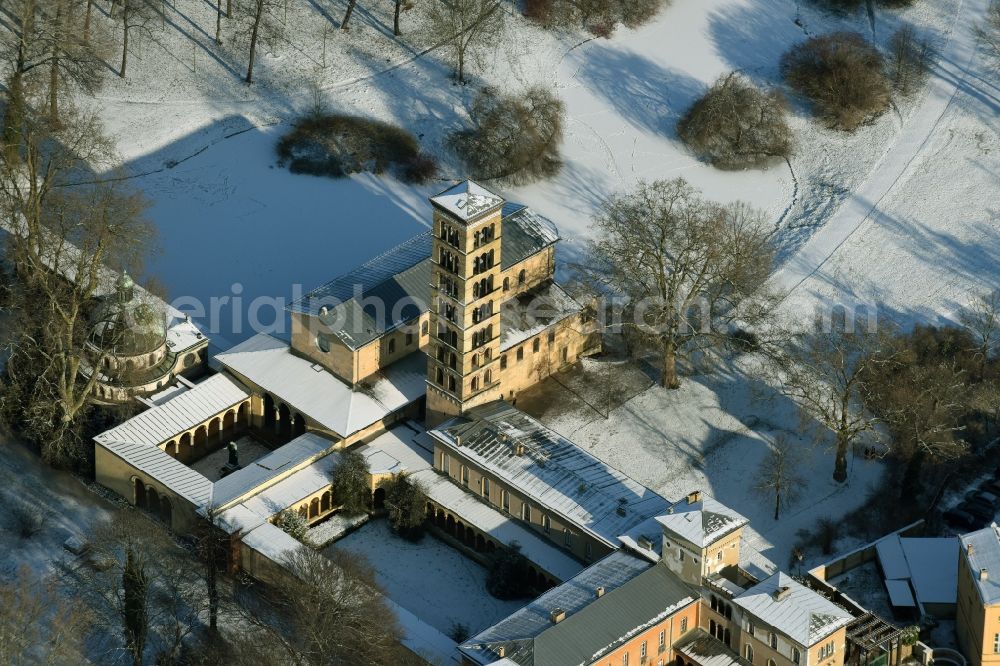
xmin=426 ymin=181 xmax=505 ymax=426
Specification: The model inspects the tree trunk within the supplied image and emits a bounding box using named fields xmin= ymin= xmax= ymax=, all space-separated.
xmin=84 ymin=0 xmax=94 ymax=44
xmin=661 ymin=340 xmax=680 ymax=389
xmin=49 ymin=0 xmax=64 ymax=125
xmin=457 ymin=46 xmax=465 ymax=84
xmin=774 ymin=490 xmax=780 ymax=520
xmin=245 ymin=5 xmax=263 ymax=83
xmin=3 ymin=71 xmax=24 ymax=159
xmin=226 ymin=0 xmax=232 ymax=18
xmin=393 ymin=0 xmax=401 ymax=35
xmin=833 ymin=432 xmax=849 ymax=483
xmin=342 ymin=0 xmax=357 ymax=30
xmin=215 ymin=0 xmax=223 ymax=44
xmin=123 ymin=548 xmax=148 ymax=666
xmin=120 ymin=7 xmax=130 ymax=78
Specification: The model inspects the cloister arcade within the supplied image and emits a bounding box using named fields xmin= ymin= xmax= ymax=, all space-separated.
xmin=261 ymin=393 xmax=308 ymax=442
xmin=160 ymin=399 xmax=252 ymax=464
xmin=425 ymin=501 xmax=558 ymax=591
xmin=133 ymin=477 xmax=174 ymax=525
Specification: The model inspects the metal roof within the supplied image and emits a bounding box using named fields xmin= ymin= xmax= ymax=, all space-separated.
xmin=656 ymin=492 xmax=749 ymax=548
xmin=216 ymin=333 xmax=426 ymax=438
xmin=286 ymin=205 xmax=560 ymax=349
xmin=461 ymin=554 xmax=697 ymax=666
xmin=733 ymin=572 xmax=853 ymax=647
xmin=430 ymin=180 xmax=504 ymax=222
xmin=430 ymin=402 xmax=672 ymax=547
xmin=676 ymin=629 xmax=753 ymax=666
xmin=96 ymin=438 xmax=213 ymax=507
xmin=499 ymin=281 xmax=582 ymax=352
xmin=94 ymin=373 xmax=249 ymax=448
xmin=960 ymin=523 xmax=1000 ymax=605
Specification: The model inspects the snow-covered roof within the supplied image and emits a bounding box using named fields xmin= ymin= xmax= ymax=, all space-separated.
xmin=211 ymin=432 xmax=334 ymax=509
xmin=655 ymin=492 xmax=749 ymax=548
xmin=875 ymin=534 xmax=957 ymax=605
xmin=499 ymin=281 xmax=582 ymax=352
xmin=675 ymin=629 xmax=753 ymax=666
xmin=96 ymin=438 xmax=212 ymax=506
xmin=241 ymin=521 xmax=305 ymax=566
xmin=960 ymin=524 xmax=1000 ymax=605
xmin=431 ymin=180 xmax=504 ymax=223
xmin=461 ymin=553 xmax=696 ymax=666
xmin=410 ymin=468 xmax=582 ymax=582
xmin=733 ymin=572 xmax=853 ymax=647
xmin=216 ymin=333 xmax=426 ymax=438
xmin=286 ymin=206 xmax=560 ymax=348
xmin=238 ymin=451 xmax=342 ymax=520
xmin=95 ymin=373 xmax=248 ymax=448
xmin=361 ymin=423 xmax=433 ymax=473
xmin=430 ymin=402 xmax=672 ymax=548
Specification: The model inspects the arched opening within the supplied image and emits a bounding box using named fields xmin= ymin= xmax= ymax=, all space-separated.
xmin=486 ymin=541 xmax=496 ymax=553
xmin=298 ymin=504 xmax=308 ymax=519
xmin=179 ymin=432 xmax=192 ymax=461
xmin=165 ymin=440 xmax=177 ymax=457
xmin=436 ymin=510 xmax=446 ymax=527
xmin=322 ymin=491 xmax=332 ymax=513
xmin=147 ymin=487 xmax=161 ymax=516
xmin=194 ymin=425 xmax=207 ymax=448
xmin=209 ymin=417 xmax=222 ymax=442
xmin=293 ymin=412 xmax=306 ymax=438
xmin=466 ymin=526 xmax=475 ymax=547
xmin=223 ymin=409 xmax=236 ymax=435
xmin=278 ymin=403 xmax=292 ymax=438
xmin=184 ymin=353 xmax=197 ymax=367
xmin=446 ymin=514 xmax=456 ymax=536
xmin=134 ymin=478 xmax=147 ymax=508
xmin=373 ymin=486 xmax=386 ymax=510
xmin=476 ymin=534 xmax=486 ymax=552
xmin=263 ymin=394 xmax=275 ymax=429
xmin=160 ymin=497 xmax=172 ymax=525
xmin=309 ymin=498 xmax=320 ymax=519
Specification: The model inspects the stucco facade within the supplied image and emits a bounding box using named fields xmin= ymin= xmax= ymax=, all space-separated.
xmin=958 ymin=541 xmax=1000 ymax=666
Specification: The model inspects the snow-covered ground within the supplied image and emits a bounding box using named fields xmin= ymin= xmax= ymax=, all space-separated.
xmin=330 ymin=519 xmax=525 ymax=637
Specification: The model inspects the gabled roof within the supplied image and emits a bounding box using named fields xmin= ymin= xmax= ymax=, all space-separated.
xmin=655 ymin=492 xmax=749 ymax=548
xmin=96 ymin=438 xmax=212 ymax=507
xmin=430 ymin=402 xmax=671 ymax=547
xmin=94 ymin=373 xmax=248 ymax=448
xmin=286 ymin=205 xmax=560 ymax=348
xmin=461 ymin=554 xmax=697 ymax=666
xmin=216 ymin=333 xmax=426 ymax=438
xmin=431 ymin=180 xmax=504 ymax=222
xmin=960 ymin=523 xmax=1000 ymax=605
xmin=733 ymin=572 xmax=853 ymax=647
xmin=499 ymin=281 xmax=582 ymax=351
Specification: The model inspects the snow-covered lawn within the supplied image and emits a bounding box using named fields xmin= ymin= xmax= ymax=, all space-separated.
xmin=330 ymin=519 xmax=525 ymax=637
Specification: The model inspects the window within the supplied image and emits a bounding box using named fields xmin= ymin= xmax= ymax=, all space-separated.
xmin=745 ymin=645 xmax=754 ymax=663
xmin=441 ymin=454 xmax=450 ymax=475
xmin=563 ymin=528 xmax=572 ymax=547
xmin=542 ymin=514 xmax=550 ymax=533
xmin=503 ymin=277 xmax=509 ymax=292
xmin=548 ymin=330 xmax=555 ymax=344
xmin=435 ymin=368 xmax=444 ymax=385
xmin=471 ymin=376 xmax=479 ymax=391
xmin=316 ymin=334 xmax=330 ymax=353
xmin=517 ymin=347 xmax=524 ymax=361
xmin=585 ymin=542 xmax=593 ymax=560
xmin=502 ymin=490 xmax=510 ymax=513
xmin=819 ymin=642 xmax=835 ymax=660
xmin=623 ymin=653 xmax=629 ymax=666
xmin=680 ymin=617 xmax=688 ymax=634
xmin=561 ymin=347 xmax=568 ymax=362
xmin=522 ymin=503 xmax=531 ymax=522
xmin=448 ymin=375 xmax=456 ymax=391
xmin=482 ymin=477 xmax=491 ymax=498
xmin=767 ymin=660 xmax=776 ymax=666
xmin=518 ymin=269 xmax=526 ymax=285
xmin=769 ymin=633 xmax=777 ymax=650
xmin=421 ymin=320 xmax=428 ymax=335
xmin=641 ymin=642 xmax=647 ymax=658
xmin=533 ymin=338 xmax=540 ymax=353
xmin=678 ymin=550 xmax=684 ymax=562
xmin=388 ymin=339 xmax=396 ymax=354
xmin=461 ymin=465 xmax=469 ymax=487
xmin=717 ymin=550 xmax=723 ymax=561
xmin=406 ymin=332 xmax=414 ymax=346
xmin=659 ymin=630 xmax=666 ymax=650
xmin=747 ymin=621 xmax=756 ymax=636
xmin=485 ymin=369 xmax=492 ymax=384
xmin=501 ymin=355 xmax=508 ymax=369
xmin=994 ymin=634 xmax=1000 ymax=655
xmin=792 ymin=649 xmax=801 ymax=664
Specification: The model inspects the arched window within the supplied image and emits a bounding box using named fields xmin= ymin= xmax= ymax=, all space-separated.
xmin=485 ymin=369 xmax=492 ymax=384
xmin=532 ymin=338 xmax=540 ymax=353
xmin=421 ymin=320 xmax=428 ymax=335
xmin=473 ymin=256 xmax=480 ymax=274
xmin=488 ymin=249 xmax=494 ymax=267
xmin=542 ymin=514 xmax=550 ymax=533
xmin=471 ymin=376 xmax=479 ymax=391
xmin=518 ymin=269 xmax=526 ymax=285
xmin=792 ymin=649 xmax=801 ymax=665
xmin=487 ymin=275 xmax=494 ymax=291
xmin=484 ymin=348 xmax=491 ymax=360
xmin=449 ymin=353 xmax=457 ymax=369
xmin=388 ymin=339 xmax=395 ymax=354
xmin=500 ymin=355 xmax=507 ymax=369
xmin=448 ymin=375 xmax=456 ymax=391
xmin=436 ymin=368 xmax=444 ymax=385
xmin=745 ymin=645 xmax=754 ymax=663
xmin=503 ymin=277 xmax=509 ymax=292
xmin=473 ymin=282 xmax=480 ymax=299
xmin=472 ymin=353 xmax=479 ymax=368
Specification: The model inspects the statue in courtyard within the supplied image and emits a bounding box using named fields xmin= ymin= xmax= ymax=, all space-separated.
xmin=227 ymin=440 xmax=239 ymax=467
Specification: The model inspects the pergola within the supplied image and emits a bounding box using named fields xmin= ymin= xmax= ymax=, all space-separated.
xmin=845 ymin=613 xmax=909 ymax=666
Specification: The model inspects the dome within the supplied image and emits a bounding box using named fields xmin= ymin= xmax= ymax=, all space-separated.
xmin=90 ymin=276 xmax=167 ymax=356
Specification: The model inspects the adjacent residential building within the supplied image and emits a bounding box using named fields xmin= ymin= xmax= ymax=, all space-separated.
xmin=958 ymin=525 xmax=1000 ymax=666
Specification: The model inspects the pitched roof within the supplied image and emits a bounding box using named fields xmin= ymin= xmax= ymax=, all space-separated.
xmin=733 ymin=572 xmax=853 ymax=647
xmin=286 ymin=205 xmax=560 ymax=349
xmin=96 ymin=438 xmax=212 ymax=506
xmin=499 ymin=281 xmax=582 ymax=352
xmin=461 ymin=554 xmax=697 ymax=666
xmin=656 ymin=492 xmax=749 ymax=548
xmin=676 ymin=629 xmax=753 ymax=666
xmin=215 ymin=333 xmax=426 ymax=439
xmin=94 ymin=373 xmax=248 ymax=448
xmin=960 ymin=523 xmax=1000 ymax=605
xmin=431 ymin=180 xmax=504 ymax=222
xmin=430 ymin=402 xmax=671 ymax=547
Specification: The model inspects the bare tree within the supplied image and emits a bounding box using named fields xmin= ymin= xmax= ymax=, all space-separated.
xmin=677 ymin=72 xmax=793 ymax=169
xmin=581 ymin=178 xmax=775 ymax=389
xmin=977 ymin=0 xmax=1000 ymax=67
xmin=449 ymin=85 xmax=564 ymax=184
xmin=422 ymin=0 xmax=506 ymax=84
xmin=525 ymin=0 xmax=667 ymax=35
xmin=235 ymin=0 xmax=282 ymax=84
xmin=754 ymin=435 xmax=804 ymax=520
xmin=0 ymin=567 xmax=90 ymax=664
xmin=887 ymin=25 xmax=934 ymax=95
xmin=342 ymin=0 xmax=359 ymax=30
xmin=766 ymin=321 xmax=894 ymax=483
xmin=959 ymin=289 xmax=1000 ymax=372
xmin=117 ymin=0 xmax=157 ymax=79
xmin=393 ymin=0 xmax=404 ymax=35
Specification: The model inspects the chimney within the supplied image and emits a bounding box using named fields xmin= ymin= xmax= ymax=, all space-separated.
xmin=496 ymin=646 xmax=506 ymax=658
xmin=454 ymin=435 xmax=462 ymax=447
xmin=515 ymin=443 xmax=525 ymax=456
xmin=550 ymin=608 xmax=566 ymax=624
xmin=968 ymin=543 xmax=975 ymax=556
xmin=319 ymin=305 xmax=329 ymax=316
xmin=595 ymin=586 xmax=605 ymax=598
xmin=981 ymin=568 xmax=990 ymax=581
xmin=773 ymin=586 xmax=792 ymax=601
xmin=687 ymin=490 xmax=702 ymax=505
